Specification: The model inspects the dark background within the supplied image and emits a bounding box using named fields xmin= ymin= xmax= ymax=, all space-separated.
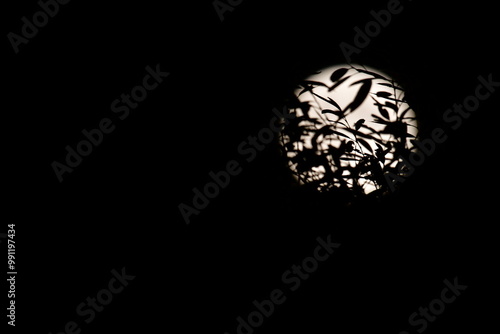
xmin=3 ymin=0 xmax=498 ymax=333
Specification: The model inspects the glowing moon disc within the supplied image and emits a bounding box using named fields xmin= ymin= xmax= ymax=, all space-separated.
xmin=281 ymin=64 xmax=419 ymax=196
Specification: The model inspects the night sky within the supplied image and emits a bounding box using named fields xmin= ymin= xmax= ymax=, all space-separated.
xmin=4 ymin=0 xmax=499 ymax=333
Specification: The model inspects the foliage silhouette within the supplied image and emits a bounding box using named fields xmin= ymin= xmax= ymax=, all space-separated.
xmin=281 ymin=65 xmax=419 ymax=199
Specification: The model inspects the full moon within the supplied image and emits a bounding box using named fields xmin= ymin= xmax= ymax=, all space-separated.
xmin=281 ymin=64 xmax=419 ymax=197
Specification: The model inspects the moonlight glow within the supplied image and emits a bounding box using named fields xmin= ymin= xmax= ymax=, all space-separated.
xmin=281 ymin=64 xmax=419 ymax=197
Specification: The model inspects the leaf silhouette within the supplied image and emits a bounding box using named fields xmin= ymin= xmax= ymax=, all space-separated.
xmin=381 ymin=122 xmax=415 ymax=138
xmin=330 ymin=68 xmax=349 ymax=82
xmin=312 ymin=92 xmax=343 ymax=112
xmin=346 ymin=79 xmax=372 ymax=112
xmin=322 ymin=109 xmax=340 ymax=115
xmin=322 ymin=109 xmax=343 ymax=121
xmin=350 ymin=78 xmax=372 ymax=86
xmin=377 ymin=82 xmax=404 ymax=90
xmin=317 ymin=125 xmax=335 ymax=135
xmin=385 ymin=96 xmax=406 ymax=103
xmin=326 ymin=97 xmax=342 ymax=111
xmin=375 ymin=91 xmax=392 ymax=98
xmin=371 ymin=114 xmax=393 ymax=126
xmin=356 ymin=138 xmax=373 ymax=153
xmin=328 ymin=76 xmax=350 ymax=91
xmin=298 ymin=81 xmax=328 ymax=96
xmin=378 ymin=106 xmax=390 ymax=119
xmin=330 ymin=129 xmax=351 ymax=140
xmin=298 ymin=102 xmax=311 ymax=114
xmin=385 ymin=102 xmax=398 ymax=111
xmin=354 ymin=119 xmax=365 ymax=130
xmin=298 ymin=87 xmax=313 ymax=96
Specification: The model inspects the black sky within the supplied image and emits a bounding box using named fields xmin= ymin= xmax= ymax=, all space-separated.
xmin=3 ymin=0 xmax=499 ymax=333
